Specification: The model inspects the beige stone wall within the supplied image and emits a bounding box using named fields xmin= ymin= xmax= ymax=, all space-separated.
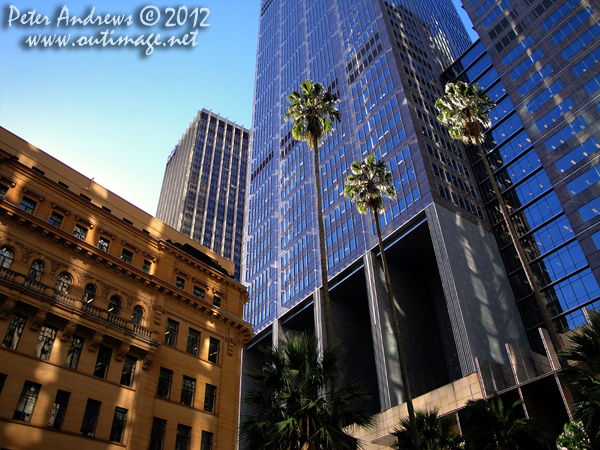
xmin=352 ymin=373 xmax=484 ymax=449
xmin=0 ymin=127 xmax=252 ymax=450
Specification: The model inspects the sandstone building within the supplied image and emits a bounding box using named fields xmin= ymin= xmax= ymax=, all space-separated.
xmin=0 ymin=127 xmax=252 ymax=450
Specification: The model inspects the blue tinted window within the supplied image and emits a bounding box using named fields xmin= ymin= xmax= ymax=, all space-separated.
xmin=555 ymin=137 xmax=600 ymax=173
xmin=518 ymin=64 xmax=554 ymax=96
xmin=567 ymin=164 xmax=600 ymax=196
xmin=482 ymin=1 xmax=510 ymax=27
xmin=535 ymin=98 xmax=575 ymax=132
xmin=562 ymin=24 xmax=600 ymax=61
xmin=572 ymin=46 xmax=600 ymax=77
xmin=526 ymin=81 xmax=564 ymax=114
xmin=545 ymin=115 xmax=588 ymax=151
xmin=542 ymin=0 xmax=584 ymax=31
xmin=510 ymin=50 xmax=544 ymax=80
xmin=551 ymin=7 xmax=594 ymax=45
xmin=579 ymin=197 xmax=600 ymax=222
xmin=583 ymin=74 xmax=600 ymax=95
xmin=502 ymin=36 xmax=535 ymax=66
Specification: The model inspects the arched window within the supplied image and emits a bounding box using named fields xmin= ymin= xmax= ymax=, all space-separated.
xmin=108 ymin=296 xmax=121 ymax=316
xmin=0 ymin=247 xmax=15 ymax=269
xmin=131 ymin=306 xmax=144 ymax=325
xmin=55 ymin=273 xmax=72 ymax=294
xmin=27 ymin=260 xmax=45 ymax=281
xmin=82 ymin=284 xmax=96 ymax=305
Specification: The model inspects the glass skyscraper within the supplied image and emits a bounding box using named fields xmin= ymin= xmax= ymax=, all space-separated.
xmin=157 ymin=109 xmax=249 ymax=280
xmin=442 ymin=0 xmax=600 ymax=350
xmin=242 ymin=0 xmax=534 ymax=416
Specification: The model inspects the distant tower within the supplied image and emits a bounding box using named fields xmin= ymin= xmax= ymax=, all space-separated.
xmin=157 ymin=109 xmax=250 ymax=281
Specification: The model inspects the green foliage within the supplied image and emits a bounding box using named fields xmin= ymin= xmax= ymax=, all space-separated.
xmin=239 ymin=332 xmax=375 ymax=450
xmin=557 ymin=421 xmax=591 ymax=450
xmin=435 ymin=81 xmax=494 ymax=145
xmin=343 ymin=154 xmax=396 ymax=215
xmin=462 ymin=394 xmax=549 ymax=450
xmin=285 ymin=80 xmax=341 ymax=150
xmin=561 ymin=311 xmax=600 ymax=444
xmin=393 ymin=410 xmax=463 ymax=450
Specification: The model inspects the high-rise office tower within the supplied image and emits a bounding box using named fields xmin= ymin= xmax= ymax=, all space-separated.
xmin=440 ymin=0 xmax=600 ymax=350
xmin=242 ymin=0 xmax=531 ymax=417
xmin=157 ymin=109 xmax=250 ymax=281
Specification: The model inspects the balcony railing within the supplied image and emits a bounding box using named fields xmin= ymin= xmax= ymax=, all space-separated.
xmin=0 ymin=267 xmax=155 ymax=341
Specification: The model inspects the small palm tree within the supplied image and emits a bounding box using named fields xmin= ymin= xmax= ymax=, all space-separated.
xmin=393 ymin=409 xmax=463 ymax=450
xmin=285 ymin=80 xmax=341 ymax=349
xmin=561 ymin=311 xmax=600 ymax=447
xmin=462 ymin=394 xmax=549 ymax=450
xmin=436 ymin=81 xmax=563 ymax=353
xmin=343 ymin=154 xmax=420 ymax=450
xmin=239 ymin=332 xmax=375 ymax=450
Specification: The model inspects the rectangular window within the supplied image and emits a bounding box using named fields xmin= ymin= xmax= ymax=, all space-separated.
xmin=65 ymin=335 xmax=84 ymax=369
xmin=13 ymin=381 xmax=41 ymax=422
xmin=542 ymin=0 xmax=582 ymax=31
xmin=204 ymin=384 xmax=217 ymax=413
xmin=556 ymin=137 xmax=600 ymax=174
xmin=208 ymin=337 xmax=220 ymax=364
xmin=201 ymin=431 xmax=214 ymax=450
xmin=73 ymin=224 xmax=88 ymax=241
xmin=176 ymin=424 xmax=192 ymax=450
xmin=186 ymin=328 xmax=200 ymax=356
xmin=0 ymin=185 xmax=7 ymax=200
xmin=149 ymin=417 xmax=167 ymax=450
xmin=0 ymin=373 xmax=6 ymax=394
xmin=193 ymin=286 xmax=205 ymax=299
xmin=482 ymin=0 xmax=510 ymax=28
xmin=80 ymin=399 xmax=101 ymax=436
xmin=49 ymin=212 xmax=63 ymax=228
xmin=583 ymin=74 xmax=600 ymax=96
xmin=572 ymin=46 xmax=600 ymax=77
xmin=48 ymin=390 xmax=70 ymax=429
xmin=2 ymin=313 xmax=27 ymax=350
xmin=93 ymin=345 xmax=112 ymax=378
xmin=213 ymin=296 xmax=221 ymax=308
xmin=181 ymin=376 xmax=196 ymax=407
xmin=535 ymin=98 xmax=575 ymax=131
xmin=510 ymin=49 xmax=543 ymax=80
xmin=545 ymin=115 xmax=588 ymax=151
xmin=142 ymin=259 xmax=152 ymax=274
xmin=120 ymin=249 xmax=133 ymax=264
xmin=120 ymin=355 xmax=136 ymax=387
xmin=501 ymin=35 xmax=534 ymax=66
xmin=165 ymin=318 xmax=179 ymax=347
xmin=561 ymin=23 xmax=600 ymax=61
xmin=98 ymin=236 xmax=110 ymax=252
xmin=35 ymin=325 xmax=57 ymax=360
xmin=157 ymin=367 xmax=173 ymax=398
xmin=567 ymin=165 xmax=600 ymax=196
xmin=526 ymin=81 xmax=564 ymax=113
xmin=551 ymin=7 xmax=594 ymax=45
xmin=19 ymin=197 xmax=37 ymax=214
xmin=109 ymin=407 xmax=128 ymax=443
xmin=518 ymin=64 xmax=554 ymax=96
xmin=176 ymin=277 xmax=185 ymax=289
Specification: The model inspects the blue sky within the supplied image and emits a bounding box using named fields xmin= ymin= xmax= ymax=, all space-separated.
xmin=0 ymin=1 xmax=476 ymax=215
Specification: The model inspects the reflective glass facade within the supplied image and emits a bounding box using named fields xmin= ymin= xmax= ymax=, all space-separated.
xmin=157 ymin=110 xmax=249 ymax=280
xmin=443 ymin=0 xmax=600 ymax=349
xmin=245 ymin=0 xmax=472 ymax=331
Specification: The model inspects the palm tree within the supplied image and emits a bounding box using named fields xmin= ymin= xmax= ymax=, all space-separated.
xmin=343 ymin=154 xmax=420 ymax=450
xmin=462 ymin=394 xmax=549 ymax=450
xmin=239 ymin=331 xmax=375 ymax=450
xmin=285 ymin=80 xmax=341 ymax=349
xmin=561 ymin=311 xmax=600 ymax=448
xmin=435 ymin=81 xmax=564 ymax=354
xmin=556 ymin=421 xmax=591 ymax=450
xmin=393 ymin=409 xmax=463 ymax=450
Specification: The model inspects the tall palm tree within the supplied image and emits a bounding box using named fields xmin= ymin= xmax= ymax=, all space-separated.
xmin=285 ymin=80 xmax=341 ymax=349
xmin=239 ymin=332 xmax=375 ymax=450
xmin=343 ymin=154 xmax=420 ymax=450
xmin=435 ymin=81 xmax=564 ymax=353
xmin=561 ymin=311 xmax=600 ymax=448
xmin=462 ymin=394 xmax=549 ymax=450
xmin=393 ymin=409 xmax=462 ymax=450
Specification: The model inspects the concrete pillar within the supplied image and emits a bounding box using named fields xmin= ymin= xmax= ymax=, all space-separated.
xmin=363 ymin=250 xmax=402 ymax=409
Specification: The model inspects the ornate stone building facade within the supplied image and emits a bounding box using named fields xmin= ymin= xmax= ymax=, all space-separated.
xmin=0 ymin=127 xmax=252 ymax=450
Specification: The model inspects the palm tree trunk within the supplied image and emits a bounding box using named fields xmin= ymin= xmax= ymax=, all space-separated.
xmin=374 ymin=212 xmax=421 ymax=450
xmin=311 ymin=137 xmax=335 ymax=353
xmin=474 ymin=138 xmax=564 ymax=353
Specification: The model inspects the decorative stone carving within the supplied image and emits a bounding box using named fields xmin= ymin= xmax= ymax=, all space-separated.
xmin=88 ymin=331 xmax=104 ymax=352
xmin=225 ymin=337 xmax=235 ymax=357
xmin=153 ymin=305 xmax=164 ymax=326
xmin=60 ymin=320 xmax=78 ymax=342
xmin=49 ymin=258 xmax=63 ymax=275
xmin=0 ymin=297 xmax=17 ymax=320
xmin=142 ymin=347 xmax=157 ymax=370
xmin=115 ymin=340 xmax=132 ymax=362
xmin=15 ymin=242 xmax=36 ymax=263
xmin=29 ymin=309 xmax=47 ymax=331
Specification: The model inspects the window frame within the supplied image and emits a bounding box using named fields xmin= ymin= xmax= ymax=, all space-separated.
xmin=35 ymin=324 xmax=58 ymax=360
xmin=149 ymin=417 xmax=167 ymax=450
xmin=65 ymin=335 xmax=84 ymax=369
xmin=73 ymin=224 xmax=88 ymax=241
xmin=164 ymin=318 xmax=179 ymax=347
xmin=208 ymin=337 xmax=220 ymax=364
xmin=181 ymin=375 xmax=196 ymax=407
xmin=80 ymin=398 xmax=102 ymax=437
xmin=186 ymin=328 xmax=200 ymax=356
xmin=109 ymin=406 xmax=128 ymax=443
xmin=2 ymin=312 xmax=27 ymax=350
xmin=13 ymin=380 xmax=41 ymax=422
xmin=19 ymin=196 xmax=37 ymax=214
xmin=93 ymin=345 xmax=112 ymax=379
xmin=204 ymin=383 xmax=217 ymax=413
xmin=157 ymin=367 xmax=173 ymax=399
xmin=49 ymin=211 xmax=63 ymax=228
xmin=48 ymin=389 xmax=70 ymax=430
xmin=120 ymin=355 xmax=137 ymax=387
